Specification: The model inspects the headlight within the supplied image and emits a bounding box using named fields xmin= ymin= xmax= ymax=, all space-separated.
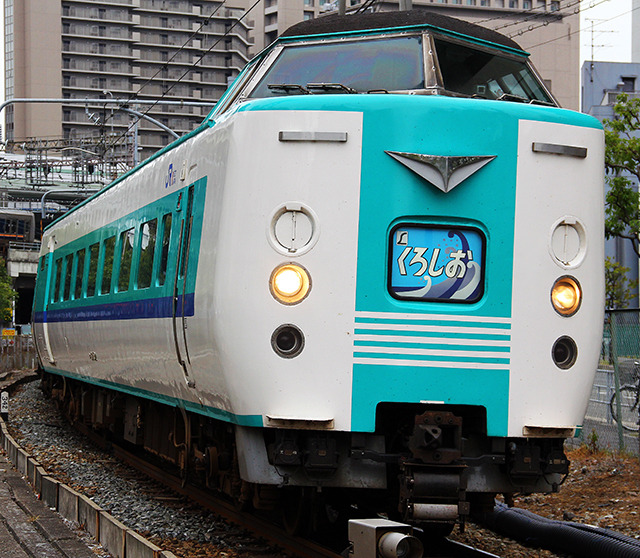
xmin=551 ymin=276 xmax=581 ymax=316
xmin=270 ymin=263 xmax=311 ymax=304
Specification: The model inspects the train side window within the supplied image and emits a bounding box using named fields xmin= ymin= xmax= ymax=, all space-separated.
xmin=137 ymin=218 xmax=157 ymax=290
xmin=158 ymin=213 xmax=172 ymax=286
xmin=74 ymin=248 xmax=86 ymax=299
xmin=118 ymin=228 xmax=135 ymax=292
xmin=179 ymin=185 xmax=195 ymax=279
xmin=100 ymin=236 xmax=116 ymax=295
xmin=40 ymin=256 xmax=46 ymax=272
xmin=87 ymin=243 xmax=99 ymax=297
xmin=63 ymin=254 xmax=73 ymax=301
xmin=52 ymin=258 xmax=62 ymax=303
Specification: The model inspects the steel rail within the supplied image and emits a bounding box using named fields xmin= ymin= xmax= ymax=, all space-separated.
xmin=110 ymin=443 xmax=339 ymax=558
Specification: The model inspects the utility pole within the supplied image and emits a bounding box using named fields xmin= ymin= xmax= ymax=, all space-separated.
xmin=585 ymin=18 xmax=616 ymax=82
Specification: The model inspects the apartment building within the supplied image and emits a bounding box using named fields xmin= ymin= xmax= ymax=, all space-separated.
xmin=5 ymin=0 xmax=252 ymax=161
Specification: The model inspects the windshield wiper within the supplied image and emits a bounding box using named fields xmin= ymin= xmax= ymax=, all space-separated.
xmin=530 ymin=99 xmax=556 ymax=107
xmin=307 ymin=83 xmax=358 ymax=94
xmin=496 ymin=93 xmax=528 ymax=103
xmin=267 ymin=84 xmax=309 ymax=94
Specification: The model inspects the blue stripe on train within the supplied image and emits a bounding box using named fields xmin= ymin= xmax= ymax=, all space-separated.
xmin=33 ymin=293 xmax=195 ymax=323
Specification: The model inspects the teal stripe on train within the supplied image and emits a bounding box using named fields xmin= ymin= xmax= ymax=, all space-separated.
xmin=41 ymin=366 xmax=263 ymax=427
xmin=34 ymin=178 xmax=206 ymax=318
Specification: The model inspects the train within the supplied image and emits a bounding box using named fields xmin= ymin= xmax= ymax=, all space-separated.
xmin=0 ymin=209 xmax=36 ymax=258
xmin=32 ymin=9 xmax=604 ymax=534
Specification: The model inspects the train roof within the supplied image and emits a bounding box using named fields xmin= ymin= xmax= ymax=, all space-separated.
xmin=0 ymin=208 xmax=36 ymax=218
xmin=280 ymin=9 xmax=523 ymax=52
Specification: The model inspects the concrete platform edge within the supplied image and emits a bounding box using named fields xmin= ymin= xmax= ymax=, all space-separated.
xmin=0 ymin=414 xmax=178 ymax=558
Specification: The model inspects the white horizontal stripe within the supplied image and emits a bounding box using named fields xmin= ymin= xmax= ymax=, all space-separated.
xmin=355 ymin=310 xmax=511 ymax=325
xmin=354 ymin=321 xmax=510 ymax=337
xmin=354 ymin=345 xmax=509 ymax=360
xmin=354 ymin=333 xmax=511 ymax=348
xmin=354 ymin=357 xmax=509 ymax=370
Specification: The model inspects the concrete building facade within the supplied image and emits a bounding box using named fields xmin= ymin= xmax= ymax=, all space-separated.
xmin=243 ymin=0 xmax=580 ymax=110
xmin=4 ymin=0 xmax=252 ymax=161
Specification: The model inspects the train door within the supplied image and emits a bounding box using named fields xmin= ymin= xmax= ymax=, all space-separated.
xmin=172 ymin=185 xmax=195 ymax=388
xmin=37 ymin=237 xmax=56 ymax=365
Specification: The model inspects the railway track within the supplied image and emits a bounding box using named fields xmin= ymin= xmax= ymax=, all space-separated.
xmin=109 ymin=440 xmax=500 ymax=558
xmin=4 ymin=375 xmax=501 ymax=558
xmin=109 ymin=440 xmax=338 ymax=558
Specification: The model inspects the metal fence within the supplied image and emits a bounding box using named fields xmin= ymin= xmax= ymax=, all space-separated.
xmin=568 ymin=309 xmax=640 ymax=456
xmin=0 ymin=335 xmax=36 ymax=374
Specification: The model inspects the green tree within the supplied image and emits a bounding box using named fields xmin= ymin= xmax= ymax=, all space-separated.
xmin=605 ymin=256 xmax=638 ymax=309
xmin=0 ymin=258 xmax=17 ymax=323
xmin=604 ymin=93 xmax=640 ymax=257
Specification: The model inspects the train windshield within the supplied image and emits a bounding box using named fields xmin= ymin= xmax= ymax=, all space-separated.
xmin=433 ymin=38 xmax=554 ymax=104
xmin=244 ymin=31 xmax=554 ymax=105
xmin=248 ymin=35 xmax=425 ymax=97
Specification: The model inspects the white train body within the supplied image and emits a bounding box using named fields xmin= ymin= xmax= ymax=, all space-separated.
xmin=33 ymin=11 xmax=604 ymax=523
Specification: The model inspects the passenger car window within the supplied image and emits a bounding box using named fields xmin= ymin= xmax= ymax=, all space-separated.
xmin=87 ymin=243 xmax=99 ymax=297
xmin=118 ymin=228 xmax=135 ymax=292
xmin=63 ymin=254 xmax=73 ymax=301
xmin=74 ymin=249 xmax=85 ymax=299
xmin=158 ymin=213 xmax=172 ymax=287
xmin=101 ymin=236 xmax=116 ymax=295
xmin=52 ymin=258 xmax=62 ymax=303
xmin=137 ymin=219 xmax=157 ymax=289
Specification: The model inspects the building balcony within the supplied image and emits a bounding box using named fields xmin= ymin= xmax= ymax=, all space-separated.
xmin=602 ymin=90 xmax=640 ymax=105
xmin=62 ymin=15 xmax=134 ymax=24
xmin=62 ymin=30 xmax=136 ymax=42
xmin=64 ymin=0 xmax=134 ymax=5
xmin=63 ymin=67 xmax=137 ymax=77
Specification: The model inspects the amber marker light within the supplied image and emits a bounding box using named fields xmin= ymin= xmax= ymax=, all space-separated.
xmin=551 ymin=276 xmax=581 ymax=316
xmin=270 ymin=263 xmax=311 ymax=304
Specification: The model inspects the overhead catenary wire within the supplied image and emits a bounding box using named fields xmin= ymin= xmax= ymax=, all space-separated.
xmin=524 ymin=1 xmax=640 ymax=50
xmin=505 ymin=0 xmax=608 ymax=39
xmin=123 ymin=4 xmax=227 ymax=107
xmin=103 ymin=0 xmax=262 ymax=153
xmin=100 ymin=2 xmax=228 ymax=131
xmin=463 ymin=0 xmax=605 ymax=39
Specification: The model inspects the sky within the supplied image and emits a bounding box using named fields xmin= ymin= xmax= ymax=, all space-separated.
xmin=580 ymin=0 xmax=633 ymax=64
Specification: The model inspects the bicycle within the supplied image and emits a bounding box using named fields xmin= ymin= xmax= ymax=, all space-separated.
xmin=609 ymin=362 xmax=640 ymax=432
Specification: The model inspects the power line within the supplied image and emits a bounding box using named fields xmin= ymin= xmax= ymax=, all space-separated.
xmin=127 ymin=4 xmax=227 ymax=105
xmin=472 ymin=0 xmax=578 ymax=27
xmin=507 ymin=0 xmax=607 ymax=39
xmin=101 ymin=2 xmax=227 ymax=129
xmin=104 ymin=0 xmax=262 ymax=155
xmin=524 ymin=2 xmax=639 ymax=50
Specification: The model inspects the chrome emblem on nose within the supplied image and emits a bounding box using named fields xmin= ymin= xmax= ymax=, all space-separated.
xmin=385 ymin=151 xmax=496 ymax=193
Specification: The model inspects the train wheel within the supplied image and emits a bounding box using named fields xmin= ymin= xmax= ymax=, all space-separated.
xmin=416 ymin=522 xmax=455 ymax=540
xmin=233 ymin=480 xmax=253 ymax=511
xmin=281 ymin=487 xmax=312 ymax=535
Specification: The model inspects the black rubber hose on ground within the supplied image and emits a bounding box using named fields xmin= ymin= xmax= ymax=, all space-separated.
xmin=482 ymin=502 xmax=640 ymax=558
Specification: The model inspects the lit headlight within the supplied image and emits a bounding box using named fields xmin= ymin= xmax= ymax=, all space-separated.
xmin=270 ymin=263 xmax=311 ymax=304
xmin=551 ymin=276 xmax=581 ymax=316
